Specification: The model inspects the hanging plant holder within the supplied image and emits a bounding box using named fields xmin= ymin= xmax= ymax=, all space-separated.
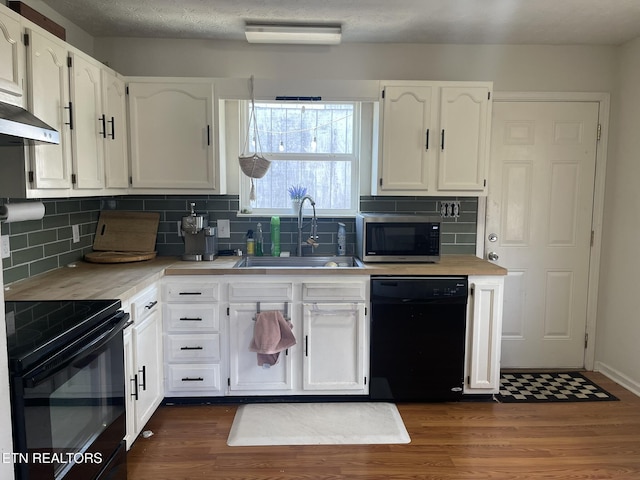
xmin=239 ymin=76 xmax=271 ymax=180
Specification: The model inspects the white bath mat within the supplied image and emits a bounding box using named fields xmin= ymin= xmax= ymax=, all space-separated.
xmin=227 ymin=402 xmax=411 ymax=446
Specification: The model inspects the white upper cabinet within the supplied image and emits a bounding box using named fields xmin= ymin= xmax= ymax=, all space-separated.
xmin=68 ymin=51 xmax=104 ymax=190
xmin=0 ymin=7 xmax=24 ymax=106
xmin=128 ymin=79 xmax=221 ymax=191
xmin=374 ymin=81 xmax=493 ymax=196
xmin=101 ymin=69 xmax=129 ymax=189
xmin=25 ymin=27 xmax=72 ymax=190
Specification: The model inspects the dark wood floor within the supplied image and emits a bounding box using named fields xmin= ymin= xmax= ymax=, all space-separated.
xmin=127 ymin=372 xmax=640 ymax=479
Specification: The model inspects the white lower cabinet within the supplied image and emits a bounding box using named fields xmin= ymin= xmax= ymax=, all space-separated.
xmin=227 ymin=276 xmax=369 ymax=396
xmin=162 ymin=278 xmax=224 ymax=397
xmin=464 ymin=275 xmax=505 ymax=395
xmin=122 ymin=283 xmax=163 ymax=450
xmin=302 ymin=303 xmax=367 ymax=391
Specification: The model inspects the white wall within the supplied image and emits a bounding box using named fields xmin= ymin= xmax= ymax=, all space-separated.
xmin=594 ymin=37 xmax=640 ymax=395
xmin=94 ymin=38 xmax=617 ymax=92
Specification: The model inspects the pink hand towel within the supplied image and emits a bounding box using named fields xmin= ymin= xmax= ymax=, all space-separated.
xmin=249 ymin=310 xmax=296 ymax=366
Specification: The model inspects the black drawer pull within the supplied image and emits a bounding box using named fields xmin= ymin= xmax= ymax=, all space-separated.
xmin=179 ymin=317 xmax=203 ymax=321
xmin=180 ymin=346 xmax=203 ymax=351
xmin=179 ymin=292 xmax=203 ymax=296
xmin=181 ymin=377 xmax=204 ymax=382
xmin=145 ymin=301 xmax=158 ymax=310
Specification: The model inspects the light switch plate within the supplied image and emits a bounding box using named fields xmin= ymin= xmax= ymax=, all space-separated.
xmin=1 ymin=235 xmax=10 ymax=259
xmin=217 ymin=219 xmax=231 ymax=238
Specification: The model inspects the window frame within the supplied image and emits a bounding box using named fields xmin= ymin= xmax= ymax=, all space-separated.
xmin=238 ymin=100 xmax=361 ymax=217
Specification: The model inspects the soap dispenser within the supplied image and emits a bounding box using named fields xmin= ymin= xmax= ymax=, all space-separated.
xmin=255 ymin=223 xmax=264 ymax=256
xmin=246 ymin=229 xmax=255 ymax=256
xmin=337 ymin=222 xmax=346 ymax=255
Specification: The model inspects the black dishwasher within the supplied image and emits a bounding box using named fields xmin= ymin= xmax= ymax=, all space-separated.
xmin=370 ymin=276 xmax=468 ymax=402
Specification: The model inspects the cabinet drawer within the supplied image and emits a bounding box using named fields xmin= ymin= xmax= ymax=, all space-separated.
xmin=166 ymin=334 xmax=220 ymax=362
xmin=164 ymin=304 xmax=219 ymax=332
xmin=131 ymin=284 xmax=160 ymax=323
xmin=164 ymin=282 xmax=219 ymax=302
xmin=302 ymin=282 xmax=367 ymax=302
xmin=229 ymin=282 xmax=293 ymax=302
xmin=166 ymin=364 xmax=221 ymax=392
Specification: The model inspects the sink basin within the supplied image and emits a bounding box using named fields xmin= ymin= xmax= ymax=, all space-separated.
xmin=233 ymin=255 xmax=365 ymax=268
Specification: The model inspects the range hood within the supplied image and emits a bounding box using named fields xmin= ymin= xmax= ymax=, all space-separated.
xmin=0 ymin=101 xmax=60 ymax=146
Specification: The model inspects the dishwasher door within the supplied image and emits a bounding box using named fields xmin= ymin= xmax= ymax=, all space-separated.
xmin=370 ymin=276 xmax=468 ymax=402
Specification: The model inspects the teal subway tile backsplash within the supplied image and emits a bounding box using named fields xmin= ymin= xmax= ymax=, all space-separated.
xmin=1 ymin=195 xmax=478 ymax=285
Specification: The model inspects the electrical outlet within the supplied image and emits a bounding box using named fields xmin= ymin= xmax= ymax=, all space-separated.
xmin=72 ymin=225 xmax=80 ymax=243
xmin=1 ymin=236 xmax=10 ymax=259
xmin=217 ymin=219 xmax=230 ymax=238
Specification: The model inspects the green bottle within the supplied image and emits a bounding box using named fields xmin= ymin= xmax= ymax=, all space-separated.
xmin=270 ymin=216 xmax=280 ymax=257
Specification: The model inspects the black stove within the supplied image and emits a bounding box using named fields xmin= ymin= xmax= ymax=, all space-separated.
xmin=5 ymin=299 xmax=121 ymax=374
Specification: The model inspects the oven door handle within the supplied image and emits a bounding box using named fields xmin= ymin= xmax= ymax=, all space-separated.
xmin=23 ymin=311 xmax=130 ymax=388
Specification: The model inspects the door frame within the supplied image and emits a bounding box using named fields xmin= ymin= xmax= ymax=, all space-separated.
xmin=477 ymin=92 xmax=610 ymax=370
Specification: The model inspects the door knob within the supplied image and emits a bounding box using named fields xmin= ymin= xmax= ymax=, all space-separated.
xmin=487 ymin=252 xmax=499 ymax=261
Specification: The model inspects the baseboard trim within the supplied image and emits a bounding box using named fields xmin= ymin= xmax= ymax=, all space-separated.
xmin=594 ymin=362 xmax=640 ymax=398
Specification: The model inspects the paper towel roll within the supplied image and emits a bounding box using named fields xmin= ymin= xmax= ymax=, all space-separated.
xmin=0 ymin=202 xmax=45 ymax=223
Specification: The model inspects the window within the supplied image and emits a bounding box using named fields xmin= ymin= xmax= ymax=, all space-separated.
xmin=239 ymin=101 xmax=360 ymax=215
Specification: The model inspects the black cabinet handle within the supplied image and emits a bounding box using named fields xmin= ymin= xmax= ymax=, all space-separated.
xmin=145 ymin=301 xmax=158 ymax=310
xmin=107 ymin=116 xmax=115 ymax=139
xmin=441 ymin=129 xmax=445 ymax=150
xmin=138 ymin=365 xmax=147 ymax=391
xmin=207 ymin=125 xmax=211 ymax=146
xmin=99 ymin=114 xmax=106 ymax=138
xmin=180 ymin=346 xmax=204 ymax=351
xmin=179 ymin=317 xmax=203 ymax=322
xmin=425 ymin=129 xmax=429 ymax=150
xmin=305 ymin=335 xmax=309 ymax=357
xmin=179 ymin=292 xmax=203 ymax=296
xmin=181 ymin=377 xmax=204 ymax=382
xmin=64 ymin=102 xmax=74 ymax=130
xmin=131 ymin=374 xmax=139 ymax=400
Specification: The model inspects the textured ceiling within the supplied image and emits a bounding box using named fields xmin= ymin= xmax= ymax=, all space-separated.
xmin=39 ymin=0 xmax=640 ymax=45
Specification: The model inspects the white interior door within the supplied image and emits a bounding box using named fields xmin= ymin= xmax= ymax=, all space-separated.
xmin=486 ymin=101 xmax=599 ymax=368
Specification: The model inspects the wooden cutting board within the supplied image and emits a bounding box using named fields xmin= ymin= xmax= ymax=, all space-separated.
xmin=85 ymin=211 xmax=160 ymax=264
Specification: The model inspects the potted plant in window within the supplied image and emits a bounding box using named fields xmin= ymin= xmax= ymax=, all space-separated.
xmin=288 ymin=185 xmax=307 ymax=213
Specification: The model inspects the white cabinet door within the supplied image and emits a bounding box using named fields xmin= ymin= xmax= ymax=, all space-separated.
xmin=101 ymin=69 xmax=129 ymax=189
xmin=437 ymin=86 xmax=491 ymax=192
xmin=128 ymin=80 xmax=217 ymax=190
xmin=69 ymin=52 xmax=104 ymax=189
xmin=0 ymin=8 xmax=25 ymax=105
xmin=375 ymin=81 xmax=492 ymax=196
xmin=26 ymin=28 xmax=72 ymax=189
xmin=133 ymin=309 xmax=163 ymax=431
xmin=379 ymin=85 xmax=433 ymax=192
xmin=228 ymin=303 xmax=294 ymax=393
xmin=123 ymin=326 xmax=136 ymax=450
xmin=465 ymin=276 xmax=504 ymax=394
xmin=302 ymin=303 xmax=366 ymax=391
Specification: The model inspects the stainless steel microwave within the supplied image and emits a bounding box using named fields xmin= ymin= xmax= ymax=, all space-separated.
xmin=355 ymin=213 xmax=441 ymax=262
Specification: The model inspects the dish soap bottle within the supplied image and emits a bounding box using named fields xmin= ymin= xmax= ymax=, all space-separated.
xmin=246 ymin=229 xmax=255 ymax=256
xmin=270 ymin=216 xmax=280 ymax=257
xmin=255 ymin=223 xmax=264 ymax=256
xmin=337 ymin=222 xmax=346 ymax=255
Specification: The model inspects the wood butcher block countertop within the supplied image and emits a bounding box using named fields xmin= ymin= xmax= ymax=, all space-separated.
xmin=4 ymin=255 xmax=506 ymax=301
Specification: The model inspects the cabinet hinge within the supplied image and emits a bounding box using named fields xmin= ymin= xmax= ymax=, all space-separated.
xmin=585 ymin=332 xmax=589 ymax=349
xmin=71 ymin=173 xmax=77 ymax=185
xmin=28 ymin=171 xmax=34 ymax=183
xmin=23 ymin=33 xmax=29 ymax=47
xmin=597 ymin=124 xmax=602 ymax=142
xmin=67 ymin=56 xmax=72 ymax=68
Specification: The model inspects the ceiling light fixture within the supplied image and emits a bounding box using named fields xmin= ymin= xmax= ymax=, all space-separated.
xmin=245 ymin=24 xmax=342 ymax=45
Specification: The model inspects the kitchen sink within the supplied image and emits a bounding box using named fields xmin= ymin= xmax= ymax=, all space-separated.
xmin=233 ymin=255 xmax=365 ymax=268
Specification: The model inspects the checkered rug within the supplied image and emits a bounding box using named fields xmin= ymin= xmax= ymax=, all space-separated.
xmin=495 ymin=371 xmax=619 ymax=403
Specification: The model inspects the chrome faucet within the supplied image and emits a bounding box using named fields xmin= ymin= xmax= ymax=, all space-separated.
xmin=297 ymin=194 xmax=318 ymax=256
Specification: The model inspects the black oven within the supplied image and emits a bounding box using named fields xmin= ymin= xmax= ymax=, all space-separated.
xmin=5 ymin=300 xmax=129 ymax=480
